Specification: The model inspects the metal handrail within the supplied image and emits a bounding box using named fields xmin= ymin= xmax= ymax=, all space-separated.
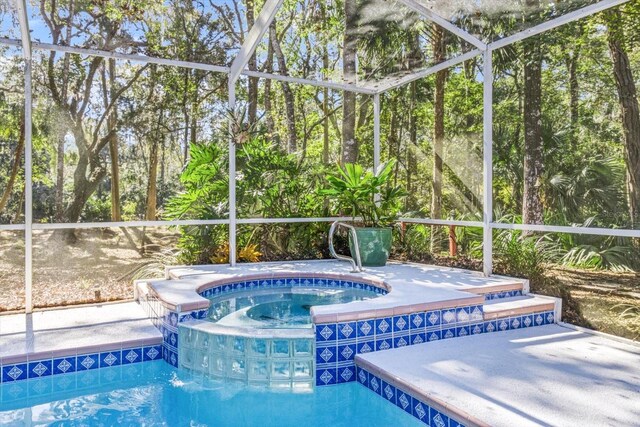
xmin=328 ymin=221 xmax=363 ymax=272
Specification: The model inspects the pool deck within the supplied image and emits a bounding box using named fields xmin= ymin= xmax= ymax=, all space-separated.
xmin=143 ymin=260 xmax=540 ymax=322
xmin=356 ymin=324 xmax=640 ymax=427
xmin=0 ymin=302 xmax=162 ymax=365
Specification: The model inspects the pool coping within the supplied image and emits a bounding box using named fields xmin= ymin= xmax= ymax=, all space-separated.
xmin=137 ymin=261 xmax=526 ymax=324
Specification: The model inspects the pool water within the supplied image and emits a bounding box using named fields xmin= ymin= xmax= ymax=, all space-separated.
xmin=0 ymin=361 xmax=421 ymax=426
xmin=209 ymin=288 xmax=377 ymax=329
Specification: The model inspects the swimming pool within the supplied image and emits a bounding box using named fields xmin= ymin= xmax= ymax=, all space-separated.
xmin=0 ymin=361 xmax=422 ymax=426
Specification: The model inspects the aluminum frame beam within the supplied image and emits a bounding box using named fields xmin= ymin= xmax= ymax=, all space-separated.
xmin=482 ymin=50 xmax=493 ymax=277
xmin=33 ymin=42 xmax=230 ymax=73
xmin=229 ymin=0 xmax=283 ymax=84
xmin=492 ymin=222 xmax=640 ymax=239
xmin=488 ymin=0 xmax=631 ymax=51
xmin=243 ymin=69 xmax=377 ymax=94
xmin=396 ymin=0 xmax=486 ymax=50
xmin=374 ymin=48 xmax=481 ymax=93
xmin=15 ymin=0 xmax=33 ymax=312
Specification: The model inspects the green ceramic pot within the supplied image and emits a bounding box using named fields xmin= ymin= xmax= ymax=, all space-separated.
xmin=348 ymin=227 xmax=392 ymax=267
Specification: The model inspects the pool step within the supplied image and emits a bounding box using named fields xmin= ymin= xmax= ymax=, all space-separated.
xmin=461 ymin=279 xmax=528 ymax=301
xmin=483 ymin=294 xmax=558 ymax=320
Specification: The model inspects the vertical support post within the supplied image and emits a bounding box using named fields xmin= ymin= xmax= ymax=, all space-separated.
xmin=228 ymin=79 xmax=237 ymax=266
xmin=16 ymin=0 xmax=33 ymax=313
xmin=482 ymin=50 xmax=493 ymax=277
xmin=24 ymin=58 xmax=33 ymax=312
xmin=373 ymin=93 xmax=380 ymax=170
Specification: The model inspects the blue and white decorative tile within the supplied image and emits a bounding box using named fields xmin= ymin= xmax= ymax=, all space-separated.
xmin=441 ymin=309 xmax=456 ymax=325
xmin=534 ymin=313 xmax=545 ymax=326
xmin=545 ymin=311 xmax=555 ymax=324
xmin=484 ymin=320 xmax=498 ymax=334
xmin=396 ymin=390 xmax=413 ymax=414
xmin=357 ymin=320 xmax=374 ymax=338
xmin=53 ymin=357 xmax=76 ymax=375
xmin=456 ymin=306 xmax=470 ymax=324
xmin=426 ymin=330 xmax=441 ymax=342
xmin=168 ymin=350 xmax=178 ymax=367
xmin=314 ymin=278 xmax=327 ymax=287
xmin=431 ymin=410 xmax=450 ymax=427
xmin=510 ymin=316 xmax=522 ymax=330
xmin=167 ymin=332 xmax=179 ymax=347
xmin=2 ymin=364 xmax=27 ymax=382
xmin=425 ymin=310 xmax=441 ymax=328
xmin=338 ymin=344 xmax=355 ymax=362
xmin=357 ymin=367 xmax=369 ymax=386
xmin=122 ymin=348 xmax=142 ymax=364
xmin=412 ymin=399 xmax=430 ymax=424
xmin=393 ymin=315 xmax=409 ymax=334
xmin=28 ymin=360 xmax=52 ymax=379
xmin=442 ymin=328 xmax=456 ymax=340
xmin=375 ymin=338 xmax=392 ymax=352
xmin=410 ymin=332 xmax=425 ymax=345
xmin=521 ymin=314 xmax=534 ymax=329
xmin=497 ymin=319 xmax=510 ymax=332
xmin=381 ymin=380 xmax=396 ymax=404
xmin=100 ymin=351 xmax=121 ymax=368
xmin=77 ymin=354 xmax=99 ymax=371
xmin=337 ymin=322 xmax=356 ymax=341
xmin=470 ymin=323 xmax=484 ymax=335
xmin=143 ymin=345 xmax=162 ymax=361
xmin=337 ymin=366 xmax=355 ymax=383
xmin=367 ymin=373 xmax=381 ymax=394
xmin=456 ymin=325 xmax=470 ymax=338
xmin=316 ymin=346 xmax=336 ymax=364
xmin=300 ymin=278 xmax=314 ymax=287
xmin=316 ymin=368 xmax=336 ymax=386
xmin=393 ymin=335 xmax=409 ymax=348
xmin=375 ymin=318 xmax=392 ymax=337
xmin=469 ymin=305 xmax=484 ymax=322
xmin=356 ymin=341 xmax=374 ymax=354
xmin=410 ymin=313 xmax=425 ymax=331
xmin=315 ymin=324 xmax=337 ymax=342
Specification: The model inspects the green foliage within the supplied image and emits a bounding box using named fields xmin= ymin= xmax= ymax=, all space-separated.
xmin=322 ymin=159 xmax=405 ymax=228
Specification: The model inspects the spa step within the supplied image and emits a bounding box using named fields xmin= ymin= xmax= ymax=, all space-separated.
xmin=482 ymin=294 xmax=558 ymax=320
xmin=460 ymin=279 xmax=527 ymax=301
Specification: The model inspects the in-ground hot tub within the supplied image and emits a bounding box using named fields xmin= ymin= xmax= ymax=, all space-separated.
xmin=178 ymin=277 xmax=387 ymax=388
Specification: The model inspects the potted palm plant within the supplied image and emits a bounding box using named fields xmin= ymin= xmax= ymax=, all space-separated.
xmin=322 ymin=159 xmax=405 ymax=266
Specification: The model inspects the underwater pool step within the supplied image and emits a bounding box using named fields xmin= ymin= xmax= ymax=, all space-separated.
xmin=482 ymin=294 xmax=558 ymax=320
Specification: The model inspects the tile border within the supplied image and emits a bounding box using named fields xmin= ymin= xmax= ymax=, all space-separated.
xmin=1 ymin=344 xmax=162 ymax=384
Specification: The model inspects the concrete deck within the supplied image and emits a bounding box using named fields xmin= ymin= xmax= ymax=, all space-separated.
xmin=0 ymin=302 xmax=162 ymax=364
xmin=144 ymin=260 xmax=528 ymax=321
xmin=356 ymin=324 xmax=640 ymax=427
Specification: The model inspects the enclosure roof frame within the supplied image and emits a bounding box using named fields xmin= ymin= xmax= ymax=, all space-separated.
xmin=0 ymin=0 xmax=629 ymax=94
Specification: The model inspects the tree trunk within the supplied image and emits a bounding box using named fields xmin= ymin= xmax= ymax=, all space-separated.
xmin=107 ymin=59 xmax=121 ymax=221
xmin=407 ymin=82 xmax=418 ymax=211
xmin=55 ymin=0 xmax=74 ymax=221
xmin=182 ymin=69 xmax=191 ymax=164
xmin=522 ymin=36 xmax=544 ymax=226
xmin=341 ymin=0 xmax=358 ymax=164
xmin=0 ymin=114 xmax=25 ymax=214
xmin=607 ymin=10 xmax=640 ymax=229
xmin=146 ymin=139 xmax=159 ymax=221
xmin=270 ymin=23 xmax=297 ymax=153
